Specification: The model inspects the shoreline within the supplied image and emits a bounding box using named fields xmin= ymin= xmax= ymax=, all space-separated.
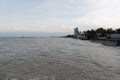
xmin=64 ymin=36 xmax=120 ymax=47
xmin=90 ymin=39 xmax=120 ymax=47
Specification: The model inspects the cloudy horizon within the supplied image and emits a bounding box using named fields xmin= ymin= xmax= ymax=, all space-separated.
xmin=0 ymin=0 xmax=120 ymax=36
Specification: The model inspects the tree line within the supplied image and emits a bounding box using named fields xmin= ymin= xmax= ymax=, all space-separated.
xmin=83 ymin=27 xmax=120 ymax=39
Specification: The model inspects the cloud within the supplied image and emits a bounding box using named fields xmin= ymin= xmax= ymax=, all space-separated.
xmin=0 ymin=0 xmax=120 ymax=33
xmin=75 ymin=0 xmax=120 ymax=29
xmin=35 ymin=0 xmax=93 ymax=19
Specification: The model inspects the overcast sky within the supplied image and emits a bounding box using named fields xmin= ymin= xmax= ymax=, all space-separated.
xmin=0 ymin=0 xmax=120 ymax=35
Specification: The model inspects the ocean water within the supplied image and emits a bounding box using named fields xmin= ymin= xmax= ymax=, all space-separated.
xmin=0 ymin=37 xmax=120 ymax=80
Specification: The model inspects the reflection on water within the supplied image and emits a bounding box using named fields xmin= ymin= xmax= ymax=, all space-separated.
xmin=0 ymin=38 xmax=120 ymax=80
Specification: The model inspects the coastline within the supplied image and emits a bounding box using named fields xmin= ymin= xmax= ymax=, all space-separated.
xmin=64 ymin=36 xmax=120 ymax=47
xmin=91 ymin=39 xmax=120 ymax=47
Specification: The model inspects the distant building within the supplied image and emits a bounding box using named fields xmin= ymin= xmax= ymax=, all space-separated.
xmin=80 ymin=32 xmax=88 ymax=40
xmin=74 ymin=27 xmax=80 ymax=38
xmin=111 ymin=34 xmax=120 ymax=39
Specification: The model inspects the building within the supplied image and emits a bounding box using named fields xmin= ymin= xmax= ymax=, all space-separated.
xmin=80 ymin=32 xmax=88 ymax=40
xmin=111 ymin=34 xmax=120 ymax=39
xmin=74 ymin=27 xmax=80 ymax=38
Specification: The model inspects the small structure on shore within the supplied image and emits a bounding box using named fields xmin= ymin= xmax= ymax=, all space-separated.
xmin=111 ymin=34 xmax=120 ymax=39
xmin=80 ymin=32 xmax=88 ymax=40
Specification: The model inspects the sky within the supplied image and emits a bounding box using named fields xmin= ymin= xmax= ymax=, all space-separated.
xmin=0 ymin=0 xmax=120 ymax=36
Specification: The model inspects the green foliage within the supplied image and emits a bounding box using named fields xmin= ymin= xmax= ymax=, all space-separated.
xmin=116 ymin=28 xmax=120 ymax=33
xmin=82 ymin=27 xmax=120 ymax=39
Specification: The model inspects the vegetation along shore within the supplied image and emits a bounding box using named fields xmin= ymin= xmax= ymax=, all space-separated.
xmin=65 ymin=27 xmax=120 ymax=46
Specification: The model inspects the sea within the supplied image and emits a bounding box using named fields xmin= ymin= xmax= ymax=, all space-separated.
xmin=0 ymin=37 xmax=120 ymax=80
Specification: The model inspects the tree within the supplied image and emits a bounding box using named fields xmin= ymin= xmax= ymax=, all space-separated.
xmin=85 ymin=29 xmax=97 ymax=39
xmin=115 ymin=28 xmax=120 ymax=33
xmin=106 ymin=28 xmax=114 ymax=34
xmin=96 ymin=27 xmax=106 ymax=37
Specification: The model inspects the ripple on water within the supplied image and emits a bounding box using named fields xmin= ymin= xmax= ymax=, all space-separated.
xmin=0 ymin=38 xmax=119 ymax=80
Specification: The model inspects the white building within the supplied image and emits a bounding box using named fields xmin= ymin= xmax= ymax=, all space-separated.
xmin=74 ymin=27 xmax=80 ymax=38
xmin=111 ymin=34 xmax=120 ymax=39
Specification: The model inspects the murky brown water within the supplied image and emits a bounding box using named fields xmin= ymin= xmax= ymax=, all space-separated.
xmin=0 ymin=38 xmax=120 ymax=80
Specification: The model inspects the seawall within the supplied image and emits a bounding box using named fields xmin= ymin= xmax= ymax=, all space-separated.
xmin=91 ymin=39 xmax=120 ymax=47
